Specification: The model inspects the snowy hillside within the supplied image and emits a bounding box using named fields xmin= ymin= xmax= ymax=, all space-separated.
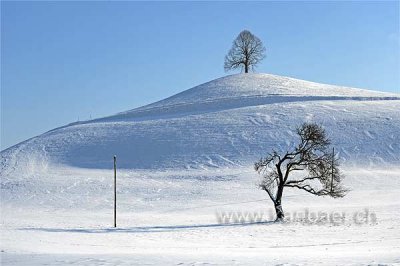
xmin=1 ymin=73 xmax=399 ymax=171
xmin=1 ymin=73 xmax=400 ymax=265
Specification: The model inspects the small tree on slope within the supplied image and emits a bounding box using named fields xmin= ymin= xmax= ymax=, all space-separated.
xmin=224 ymin=30 xmax=266 ymax=73
xmin=255 ymin=122 xmax=347 ymax=221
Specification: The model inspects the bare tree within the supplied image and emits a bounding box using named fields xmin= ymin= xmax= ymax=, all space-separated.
xmin=255 ymin=122 xmax=347 ymax=221
xmin=224 ymin=30 xmax=266 ymax=73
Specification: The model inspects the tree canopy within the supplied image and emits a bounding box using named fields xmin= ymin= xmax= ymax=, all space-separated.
xmin=224 ymin=30 xmax=266 ymax=73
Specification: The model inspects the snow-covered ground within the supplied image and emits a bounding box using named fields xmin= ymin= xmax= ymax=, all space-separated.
xmin=1 ymin=166 xmax=400 ymax=265
xmin=1 ymin=74 xmax=400 ymax=265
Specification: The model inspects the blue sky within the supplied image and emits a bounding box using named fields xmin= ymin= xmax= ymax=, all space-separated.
xmin=1 ymin=1 xmax=399 ymax=150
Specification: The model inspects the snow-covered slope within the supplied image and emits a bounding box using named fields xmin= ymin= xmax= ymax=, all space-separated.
xmin=95 ymin=73 xmax=399 ymax=122
xmin=1 ymin=73 xmax=399 ymax=172
xmin=1 ymin=73 xmax=400 ymax=265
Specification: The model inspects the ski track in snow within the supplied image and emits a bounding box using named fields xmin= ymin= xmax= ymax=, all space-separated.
xmin=1 ymin=73 xmax=400 ymax=265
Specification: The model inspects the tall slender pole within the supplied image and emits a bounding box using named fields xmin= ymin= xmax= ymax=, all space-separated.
xmin=114 ymin=155 xmax=117 ymax=228
xmin=331 ymin=147 xmax=334 ymax=192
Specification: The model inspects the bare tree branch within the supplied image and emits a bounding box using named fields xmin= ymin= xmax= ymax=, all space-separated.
xmin=255 ymin=122 xmax=348 ymax=221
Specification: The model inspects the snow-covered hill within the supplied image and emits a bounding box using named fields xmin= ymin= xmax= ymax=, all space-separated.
xmin=1 ymin=73 xmax=400 ymax=265
xmin=1 ymin=73 xmax=399 ymax=172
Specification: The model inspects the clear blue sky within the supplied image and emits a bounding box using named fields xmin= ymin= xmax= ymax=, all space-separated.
xmin=1 ymin=1 xmax=399 ymax=150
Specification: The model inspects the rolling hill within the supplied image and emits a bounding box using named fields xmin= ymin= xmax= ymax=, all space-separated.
xmin=1 ymin=73 xmax=400 ymax=265
xmin=1 ymin=73 xmax=399 ymax=172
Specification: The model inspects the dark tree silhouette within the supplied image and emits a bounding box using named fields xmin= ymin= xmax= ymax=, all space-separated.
xmin=255 ymin=122 xmax=347 ymax=221
xmin=224 ymin=30 xmax=266 ymax=73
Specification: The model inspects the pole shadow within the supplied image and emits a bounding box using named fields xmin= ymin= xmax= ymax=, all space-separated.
xmin=19 ymin=220 xmax=274 ymax=234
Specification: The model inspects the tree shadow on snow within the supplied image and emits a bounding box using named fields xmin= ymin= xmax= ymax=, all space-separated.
xmin=19 ymin=221 xmax=274 ymax=234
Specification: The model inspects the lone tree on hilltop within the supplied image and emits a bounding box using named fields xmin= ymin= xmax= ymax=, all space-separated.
xmin=255 ymin=122 xmax=347 ymax=221
xmin=224 ymin=30 xmax=266 ymax=73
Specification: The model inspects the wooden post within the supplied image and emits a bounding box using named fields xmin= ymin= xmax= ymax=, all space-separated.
xmin=331 ymin=147 xmax=334 ymax=192
xmin=114 ymin=155 xmax=117 ymax=228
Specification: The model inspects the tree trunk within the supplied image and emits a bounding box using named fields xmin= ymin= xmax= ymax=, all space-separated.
xmin=274 ymin=200 xmax=284 ymax=221
xmin=274 ymin=185 xmax=284 ymax=221
xmin=244 ymin=63 xmax=248 ymax=73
